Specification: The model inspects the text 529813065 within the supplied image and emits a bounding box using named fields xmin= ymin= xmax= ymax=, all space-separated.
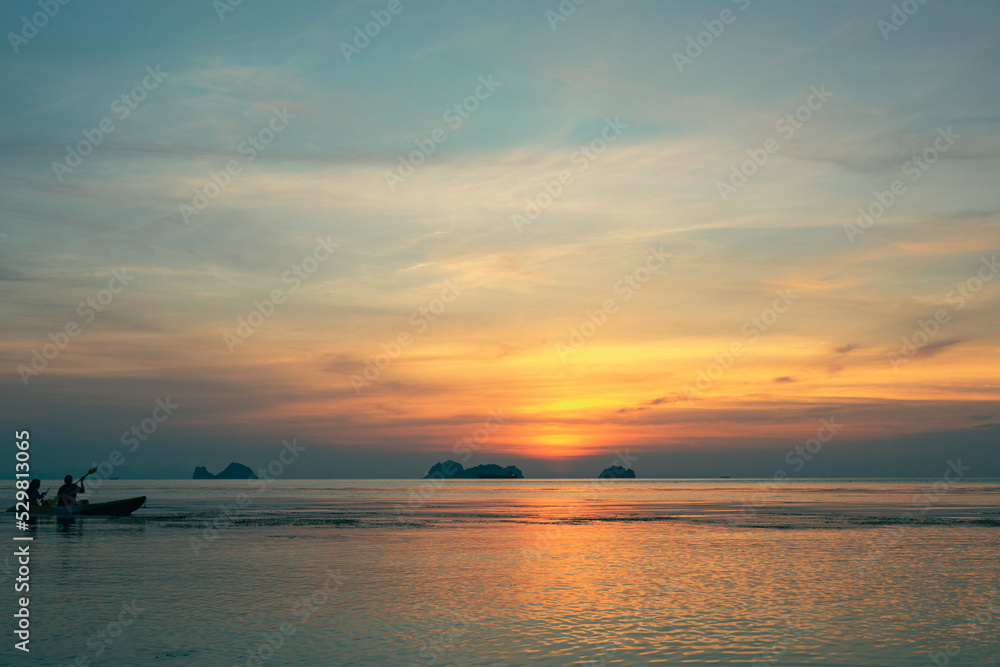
xmin=13 ymin=430 xmax=34 ymax=653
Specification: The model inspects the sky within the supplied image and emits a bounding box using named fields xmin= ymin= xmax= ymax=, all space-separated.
xmin=1 ymin=0 xmax=998 ymax=478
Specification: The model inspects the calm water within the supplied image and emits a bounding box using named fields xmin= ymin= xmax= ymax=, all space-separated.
xmin=3 ymin=479 xmax=999 ymax=666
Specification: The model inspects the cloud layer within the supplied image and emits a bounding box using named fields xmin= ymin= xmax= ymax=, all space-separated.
xmin=2 ymin=0 xmax=999 ymax=477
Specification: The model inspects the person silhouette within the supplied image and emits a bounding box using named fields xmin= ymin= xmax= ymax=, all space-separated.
xmin=27 ymin=479 xmax=46 ymax=506
xmin=57 ymin=474 xmax=85 ymax=506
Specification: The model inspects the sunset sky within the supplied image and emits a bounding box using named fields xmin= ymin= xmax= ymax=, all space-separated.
xmin=2 ymin=0 xmax=998 ymax=478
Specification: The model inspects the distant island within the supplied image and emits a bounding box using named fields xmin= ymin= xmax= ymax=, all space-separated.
xmin=598 ymin=465 xmax=636 ymax=479
xmin=193 ymin=462 xmax=258 ymax=480
xmin=424 ymin=460 xmax=523 ymax=479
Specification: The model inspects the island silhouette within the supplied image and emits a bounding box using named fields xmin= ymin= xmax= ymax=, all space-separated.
xmin=193 ymin=462 xmax=258 ymax=480
xmin=598 ymin=465 xmax=636 ymax=479
xmin=424 ymin=460 xmax=523 ymax=479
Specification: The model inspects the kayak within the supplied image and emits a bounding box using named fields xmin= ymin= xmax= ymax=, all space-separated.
xmin=7 ymin=496 xmax=146 ymax=516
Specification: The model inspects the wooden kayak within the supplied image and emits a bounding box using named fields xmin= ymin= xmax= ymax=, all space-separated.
xmin=6 ymin=496 xmax=146 ymax=516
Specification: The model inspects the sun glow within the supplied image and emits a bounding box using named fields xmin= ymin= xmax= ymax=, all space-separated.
xmin=518 ymin=430 xmax=597 ymax=458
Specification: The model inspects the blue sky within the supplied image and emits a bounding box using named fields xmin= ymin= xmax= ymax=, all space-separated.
xmin=2 ymin=0 xmax=999 ymax=478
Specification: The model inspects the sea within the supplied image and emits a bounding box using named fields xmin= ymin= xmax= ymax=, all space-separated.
xmin=3 ymin=479 xmax=999 ymax=666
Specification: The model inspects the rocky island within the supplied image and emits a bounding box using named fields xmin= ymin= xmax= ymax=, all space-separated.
xmin=424 ymin=460 xmax=523 ymax=479
xmin=193 ymin=462 xmax=258 ymax=480
xmin=598 ymin=465 xmax=636 ymax=479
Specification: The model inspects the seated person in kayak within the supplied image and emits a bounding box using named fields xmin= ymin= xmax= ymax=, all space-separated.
xmin=27 ymin=479 xmax=47 ymax=506
xmin=57 ymin=475 xmax=87 ymax=506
